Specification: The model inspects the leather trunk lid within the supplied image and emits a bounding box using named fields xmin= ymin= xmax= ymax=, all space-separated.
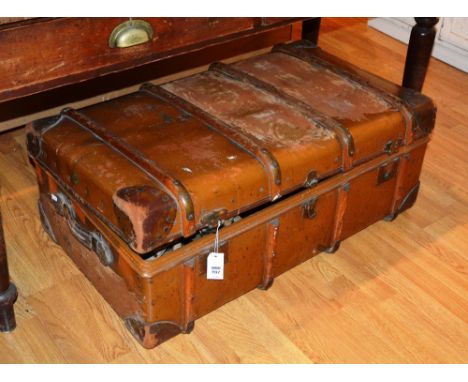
xmin=27 ymin=41 xmax=434 ymax=255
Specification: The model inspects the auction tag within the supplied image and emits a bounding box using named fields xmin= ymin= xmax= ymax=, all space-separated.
xmin=207 ymin=252 xmax=224 ymax=280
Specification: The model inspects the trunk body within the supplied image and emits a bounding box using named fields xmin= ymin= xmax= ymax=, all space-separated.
xmin=27 ymin=41 xmax=435 ymax=348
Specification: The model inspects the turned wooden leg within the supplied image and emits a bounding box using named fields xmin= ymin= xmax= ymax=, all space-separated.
xmin=402 ymin=17 xmax=439 ymax=92
xmin=302 ymin=18 xmax=321 ymax=46
xmin=0 ymin=209 xmax=17 ymax=332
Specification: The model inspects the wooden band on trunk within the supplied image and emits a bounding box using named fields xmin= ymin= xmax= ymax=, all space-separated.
xmin=331 ymin=184 xmax=349 ymax=247
xmin=209 ymin=61 xmax=355 ymax=172
xmin=181 ymin=259 xmax=195 ymax=330
xmin=61 ymin=108 xmax=196 ymax=235
xmin=273 ymin=42 xmax=415 ymax=144
xmin=141 ymin=83 xmax=283 ymax=199
xmin=259 ymin=218 xmax=280 ymax=290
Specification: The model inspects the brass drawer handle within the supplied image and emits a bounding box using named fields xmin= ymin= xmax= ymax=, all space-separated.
xmin=109 ymin=19 xmax=154 ymax=48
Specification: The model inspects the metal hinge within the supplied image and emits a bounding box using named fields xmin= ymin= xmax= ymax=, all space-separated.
xmin=304 ymin=170 xmax=319 ymax=188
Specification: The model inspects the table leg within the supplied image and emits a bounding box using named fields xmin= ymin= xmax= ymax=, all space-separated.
xmin=0 ymin=209 xmax=17 ymax=332
xmin=402 ymin=17 xmax=439 ymax=92
xmin=302 ymin=18 xmax=321 ymax=46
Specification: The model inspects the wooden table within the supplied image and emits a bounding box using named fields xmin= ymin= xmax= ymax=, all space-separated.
xmin=0 ymin=17 xmax=438 ymax=332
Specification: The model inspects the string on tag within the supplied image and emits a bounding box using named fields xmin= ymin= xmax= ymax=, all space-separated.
xmin=207 ymin=220 xmax=224 ymax=280
xmin=214 ymin=220 xmax=221 ymax=253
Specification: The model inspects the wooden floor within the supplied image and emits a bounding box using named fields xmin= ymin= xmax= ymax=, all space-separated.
xmin=0 ymin=18 xmax=467 ymax=363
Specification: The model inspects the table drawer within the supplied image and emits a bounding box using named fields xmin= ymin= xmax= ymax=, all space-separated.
xmin=0 ymin=17 xmax=289 ymax=101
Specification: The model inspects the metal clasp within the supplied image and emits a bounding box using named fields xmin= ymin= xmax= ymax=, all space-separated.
xmin=304 ymin=170 xmax=318 ymax=188
xmin=302 ymin=197 xmax=318 ymax=219
xmin=201 ymin=208 xmax=228 ymax=227
xmin=377 ymin=158 xmax=399 ymax=185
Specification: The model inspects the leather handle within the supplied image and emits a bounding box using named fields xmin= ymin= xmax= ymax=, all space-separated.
xmin=51 ymin=192 xmax=114 ymax=266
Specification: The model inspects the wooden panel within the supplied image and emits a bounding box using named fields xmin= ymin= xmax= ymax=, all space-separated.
xmin=0 ymin=18 xmax=32 ymax=25
xmin=261 ymin=17 xmax=302 ymax=26
xmin=0 ymin=24 xmax=294 ymax=131
xmin=0 ymin=17 xmax=301 ymax=103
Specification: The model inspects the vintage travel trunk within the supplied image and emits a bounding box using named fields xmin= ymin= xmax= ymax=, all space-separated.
xmin=27 ymin=41 xmax=436 ymax=348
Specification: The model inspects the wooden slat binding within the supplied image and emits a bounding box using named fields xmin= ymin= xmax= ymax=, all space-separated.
xmin=141 ymin=83 xmax=283 ymax=200
xmin=273 ymin=42 xmax=414 ymax=144
xmin=258 ymin=218 xmax=279 ymax=290
xmin=388 ymin=154 xmax=410 ymax=219
xmin=329 ymin=183 xmax=349 ymax=251
xmin=181 ymin=259 xmax=195 ymax=331
xmin=209 ymin=61 xmax=354 ymax=172
xmin=60 ymin=107 xmax=196 ymax=234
